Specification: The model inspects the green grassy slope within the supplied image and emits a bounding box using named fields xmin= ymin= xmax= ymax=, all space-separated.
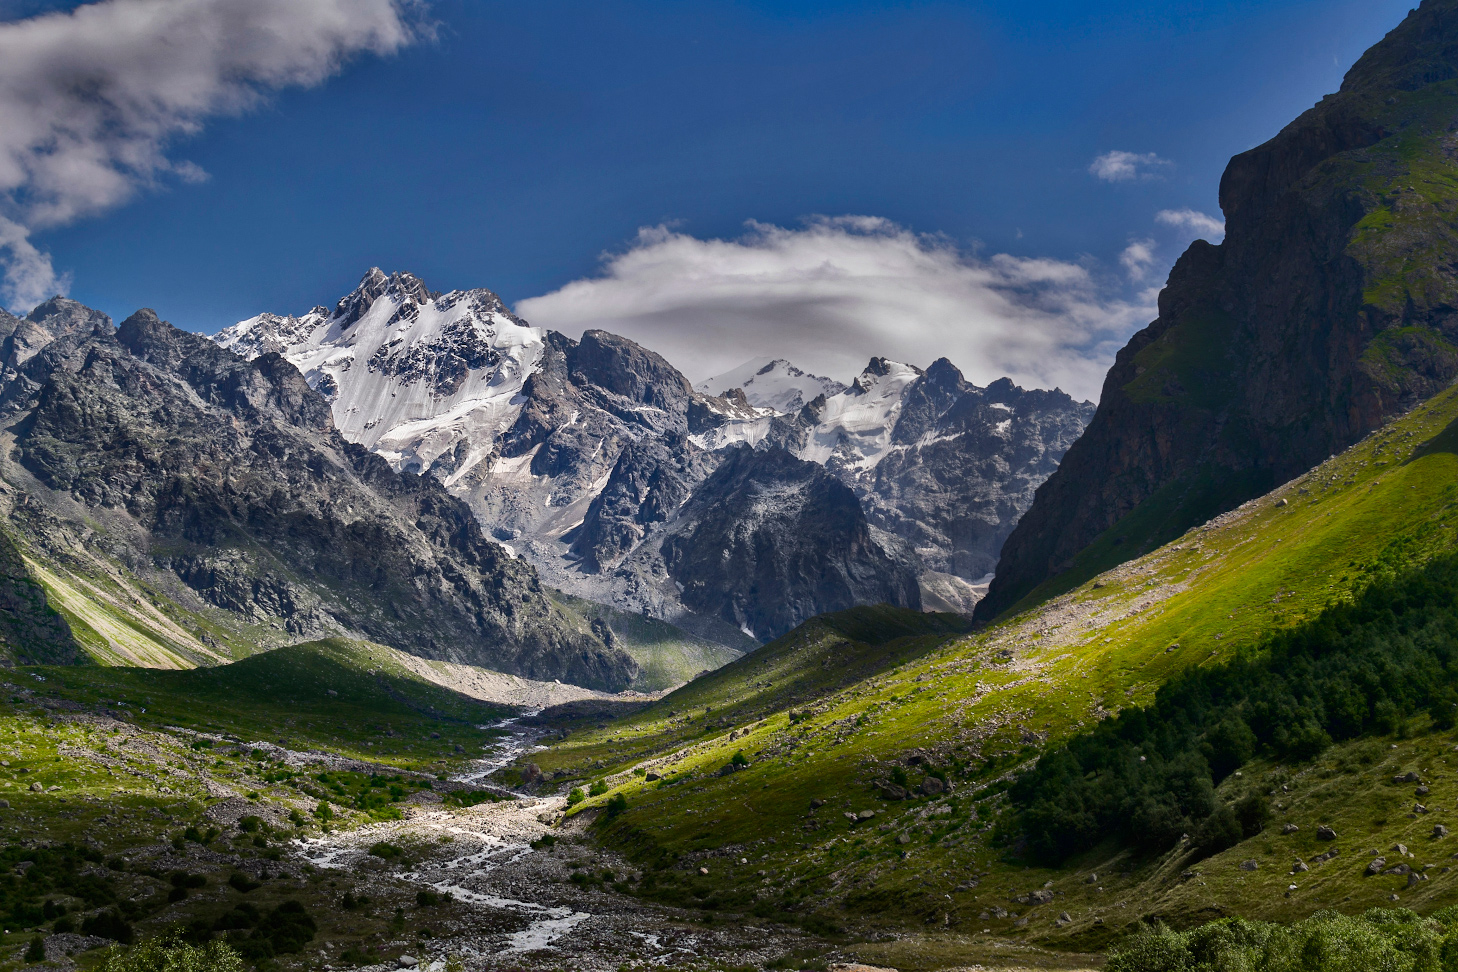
xmin=524 ymin=382 xmax=1458 ymax=961
xmin=27 ymin=639 xmax=511 ymax=771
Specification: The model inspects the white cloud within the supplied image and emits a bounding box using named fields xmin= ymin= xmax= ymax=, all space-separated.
xmin=1090 ymin=150 xmax=1173 ymax=182
xmin=0 ymin=0 xmax=425 ymax=311
xmin=517 ymin=217 xmax=1157 ymax=402
xmin=1119 ymin=238 xmax=1157 ymax=282
xmin=1156 ymin=207 xmax=1226 ymax=240
xmin=0 ymin=216 xmax=68 ymax=311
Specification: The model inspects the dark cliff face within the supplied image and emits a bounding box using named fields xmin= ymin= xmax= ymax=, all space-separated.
xmin=979 ymin=0 xmax=1458 ymax=620
xmin=0 ymin=309 xmax=637 ymax=689
xmin=661 ymin=445 xmax=921 ymax=641
xmin=0 ymin=527 xmax=80 ymax=665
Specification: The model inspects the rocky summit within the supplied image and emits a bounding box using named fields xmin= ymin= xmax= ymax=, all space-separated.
xmin=980 ymin=0 xmax=1458 ymax=619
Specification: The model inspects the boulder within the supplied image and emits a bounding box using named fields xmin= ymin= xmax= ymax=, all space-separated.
xmin=1394 ymin=843 xmax=1411 ymax=856
xmin=645 ymin=772 xmax=660 ymax=782
xmin=1291 ymin=862 xmax=1309 ymax=873
xmin=1316 ymin=825 xmax=1338 ymax=841
xmin=1436 ymin=825 xmax=1450 ymax=839
xmin=1239 ymin=860 xmax=1259 ymax=871
xmin=878 ymin=783 xmax=909 ymax=801
xmin=897 ymin=834 xmax=911 ymax=845
xmin=1282 ymin=823 xmax=1299 ymax=834
xmin=522 ymin=763 xmax=543 ymax=784
xmin=1396 ymin=771 xmax=1421 ymax=784
xmin=858 ymin=809 xmax=876 ymax=820
xmin=920 ymin=776 xmax=945 ymax=796
xmin=1418 ymin=785 xmax=1431 ymax=797
xmin=1366 ymin=858 xmax=1387 ymax=876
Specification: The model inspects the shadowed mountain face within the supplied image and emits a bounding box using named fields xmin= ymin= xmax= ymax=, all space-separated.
xmin=661 ymin=445 xmax=922 ymax=642
xmin=0 ymin=309 xmax=637 ymax=689
xmin=979 ymin=0 xmax=1458 ymax=620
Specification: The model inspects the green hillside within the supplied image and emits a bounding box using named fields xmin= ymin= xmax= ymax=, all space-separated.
xmin=523 ymin=382 xmax=1458 ymax=966
xmin=26 ymin=639 xmax=510 ymax=771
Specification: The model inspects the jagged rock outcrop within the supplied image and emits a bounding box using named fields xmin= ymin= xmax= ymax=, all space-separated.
xmin=979 ymin=0 xmax=1458 ymax=619
xmin=661 ymin=445 xmax=921 ymax=641
xmin=0 ymin=308 xmax=636 ymax=688
xmin=0 ymin=298 xmax=111 ymax=371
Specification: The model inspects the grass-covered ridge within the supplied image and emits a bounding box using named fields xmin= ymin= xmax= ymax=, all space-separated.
xmin=516 ymin=381 xmax=1458 ymax=959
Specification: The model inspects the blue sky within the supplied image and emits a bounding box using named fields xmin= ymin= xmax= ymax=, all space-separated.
xmin=0 ymin=0 xmax=1418 ymax=390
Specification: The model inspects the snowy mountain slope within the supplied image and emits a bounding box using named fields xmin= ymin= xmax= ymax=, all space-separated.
xmin=217 ymin=268 xmax=545 ymax=481
xmin=218 ymin=269 xmax=1092 ymax=642
xmin=696 ymin=357 xmax=845 ymax=413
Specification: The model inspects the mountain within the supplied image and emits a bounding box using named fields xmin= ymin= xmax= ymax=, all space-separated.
xmin=0 ymin=305 xmax=642 ymax=689
xmin=220 ymin=274 xmax=1093 ymax=637
xmin=696 ymin=357 xmax=846 ymax=412
xmin=979 ymin=0 xmax=1458 ymax=620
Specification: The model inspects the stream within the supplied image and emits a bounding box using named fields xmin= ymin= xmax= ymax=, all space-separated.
xmin=295 ymin=714 xmax=814 ymax=969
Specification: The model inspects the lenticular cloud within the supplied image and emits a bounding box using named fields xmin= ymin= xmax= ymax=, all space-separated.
xmin=518 ymin=217 xmax=1156 ymax=402
xmin=0 ymin=0 xmax=424 ymax=310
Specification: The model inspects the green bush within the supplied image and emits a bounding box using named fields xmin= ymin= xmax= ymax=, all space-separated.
xmin=81 ymin=910 xmax=133 ymax=944
xmin=589 ymin=780 xmax=609 ymax=797
xmin=567 ymin=787 xmax=585 ymax=806
xmin=1107 ymin=909 xmax=1457 ymax=972
xmin=94 ymin=936 xmax=245 ymax=972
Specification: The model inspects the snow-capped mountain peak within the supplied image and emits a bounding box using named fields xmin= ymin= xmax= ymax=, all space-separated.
xmin=215 ymin=268 xmax=544 ymax=477
xmin=695 ymin=357 xmax=846 ymax=413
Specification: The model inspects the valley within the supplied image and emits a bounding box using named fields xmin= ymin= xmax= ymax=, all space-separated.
xmin=8 ymin=2 xmax=1458 ymax=970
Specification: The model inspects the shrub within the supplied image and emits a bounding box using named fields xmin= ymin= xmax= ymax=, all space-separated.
xmin=82 ymin=910 xmax=134 ymax=944
xmin=589 ymin=780 xmax=609 ymax=797
xmin=567 ymin=788 xmax=585 ymax=806
xmin=94 ymin=936 xmax=245 ymax=972
xmin=226 ymin=873 xmax=261 ymax=893
xmin=25 ymin=936 xmax=44 ymax=963
xmin=1106 ymin=910 xmax=1447 ymax=972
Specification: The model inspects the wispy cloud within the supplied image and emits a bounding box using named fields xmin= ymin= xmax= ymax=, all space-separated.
xmin=1090 ymin=150 xmax=1173 ymax=182
xmin=518 ymin=217 xmax=1157 ymax=402
xmin=1119 ymin=239 xmax=1158 ymax=282
xmin=0 ymin=0 xmax=426 ymax=311
xmin=1156 ymin=207 xmax=1226 ymax=240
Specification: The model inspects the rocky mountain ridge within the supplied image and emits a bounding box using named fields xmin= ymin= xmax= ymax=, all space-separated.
xmin=220 ymin=270 xmax=1093 ymax=637
xmin=979 ymin=0 xmax=1458 ymax=620
xmin=0 ymin=302 xmax=640 ymax=688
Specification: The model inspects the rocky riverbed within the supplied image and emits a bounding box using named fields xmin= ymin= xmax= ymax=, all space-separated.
xmin=295 ymin=718 xmax=823 ymax=971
